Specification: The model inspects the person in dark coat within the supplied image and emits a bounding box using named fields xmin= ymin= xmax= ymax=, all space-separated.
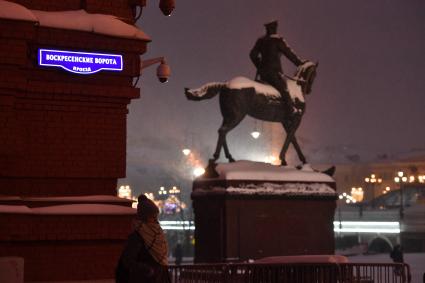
xmin=390 ymin=244 xmax=404 ymax=276
xmin=390 ymin=244 xmax=404 ymax=263
xmin=116 ymin=195 xmax=170 ymax=283
xmin=250 ymin=20 xmax=305 ymax=117
xmin=173 ymin=242 xmax=183 ymax=266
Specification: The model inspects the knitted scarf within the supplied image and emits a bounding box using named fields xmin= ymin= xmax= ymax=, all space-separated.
xmin=136 ymin=220 xmax=168 ymax=266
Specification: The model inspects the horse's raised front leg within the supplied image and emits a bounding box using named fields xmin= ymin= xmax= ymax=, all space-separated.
xmin=283 ymin=121 xmax=307 ymax=164
xmin=280 ymin=116 xmax=302 ymax=166
xmin=291 ymin=136 xmax=307 ymax=164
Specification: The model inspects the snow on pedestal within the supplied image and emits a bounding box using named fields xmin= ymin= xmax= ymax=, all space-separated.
xmin=215 ymin=160 xmax=333 ymax=182
xmin=193 ymin=160 xmax=336 ymax=197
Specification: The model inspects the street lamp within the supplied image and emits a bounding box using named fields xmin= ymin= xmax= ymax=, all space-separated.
xmin=351 ymin=187 xmax=364 ymax=217
xmin=350 ymin=187 xmax=364 ymax=202
xmin=382 ymin=186 xmax=391 ymax=194
xmin=364 ymin=173 xmax=382 ymax=201
xmin=394 ymin=171 xmax=407 ymax=219
xmin=158 ymin=186 xmax=168 ymax=200
xmin=169 ymin=186 xmax=181 ymax=194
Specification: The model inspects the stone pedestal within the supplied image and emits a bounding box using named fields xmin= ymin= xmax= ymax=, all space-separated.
xmin=191 ymin=161 xmax=337 ymax=263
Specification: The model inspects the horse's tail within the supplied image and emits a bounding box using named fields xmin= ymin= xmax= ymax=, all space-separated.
xmin=185 ymin=82 xmax=226 ymax=101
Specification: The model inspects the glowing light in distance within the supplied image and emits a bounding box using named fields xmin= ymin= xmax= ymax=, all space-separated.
xmin=264 ymin=155 xmax=279 ymax=164
xmin=118 ymin=185 xmax=132 ymax=199
xmin=333 ymin=221 xmax=400 ymax=234
xmin=193 ymin=167 xmax=205 ymax=177
xmin=169 ymin=186 xmax=180 ymax=194
xmin=160 ymin=220 xmax=195 ymax=231
xmin=334 ymin=227 xmax=400 ymax=233
xmin=158 ymin=186 xmax=167 ymax=195
xmin=335 ymin=221 xmax=399 ymax=226
xmin=182 ymin=148 xmax=191 ymax=156
xmin=145 ymin=192 xmax=155 ymax=199
xmin=350 ymin=187 xmax=364 ymax=202
xmin=250 ymin=131 xmax=260 ymax=139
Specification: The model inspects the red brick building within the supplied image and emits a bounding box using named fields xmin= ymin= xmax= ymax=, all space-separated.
xmin=0 ymin=0 xmax=173 ymax=281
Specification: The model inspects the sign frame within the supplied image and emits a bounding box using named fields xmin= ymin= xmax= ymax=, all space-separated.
xmin=38 ymin=49 xmax=123 ymax=75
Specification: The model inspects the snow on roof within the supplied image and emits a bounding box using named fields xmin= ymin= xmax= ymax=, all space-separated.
xmin=226 ymin=182 xmax=336 ymax=196
xmin=0 ymin=0 xmax=37 ymax=22
xmin=32 ymin=204 xmax=136 ymax=215
xmin=32 ymin=9 xmax=150 ymax=41
xmin=215 ymin=161 xmax=334 ymax=182
xmin=0 ymin=1 xmax=150 ymax=41
xmin=0 ymin=205 xmax=32 ymax=214
xmin=25 ymin=195 xmax=132 ymax=202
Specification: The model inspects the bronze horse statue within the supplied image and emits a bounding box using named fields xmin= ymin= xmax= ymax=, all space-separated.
xmin=185 ymin=61 xmax=318 ymax=166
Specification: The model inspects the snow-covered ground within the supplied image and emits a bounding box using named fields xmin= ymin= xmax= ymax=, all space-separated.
xmin=347 ymin=253 xmax=425 ymax=283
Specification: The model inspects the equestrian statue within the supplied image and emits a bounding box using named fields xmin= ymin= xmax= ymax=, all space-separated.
xmin=185 ymin=20 xmax=318 ymax=167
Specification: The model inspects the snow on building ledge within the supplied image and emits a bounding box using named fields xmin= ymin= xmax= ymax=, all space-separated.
xmin=0 ymin=0 xmax=150 ymax=41
xmin=0 ymin=0 xmax=36 ymax=22
xmin=0 ymin=203 xmax=136 ymax=215
xmin=24 ymin=195 xmax=132 ymax=203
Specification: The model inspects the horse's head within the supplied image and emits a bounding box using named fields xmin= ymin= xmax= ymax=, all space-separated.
xmin=295 ymin=61 xmax=318 ymax=95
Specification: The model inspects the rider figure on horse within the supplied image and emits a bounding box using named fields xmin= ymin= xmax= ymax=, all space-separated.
xmin=250 ymin=20 xmax=305 ymax=117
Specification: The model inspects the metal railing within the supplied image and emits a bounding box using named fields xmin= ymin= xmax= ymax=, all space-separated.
xmin=168 ymin=262 xmax=411 ymax=283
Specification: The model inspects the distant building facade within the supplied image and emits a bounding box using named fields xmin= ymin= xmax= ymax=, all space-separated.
xmin=332 ymin=159 xmax=425 ymax=201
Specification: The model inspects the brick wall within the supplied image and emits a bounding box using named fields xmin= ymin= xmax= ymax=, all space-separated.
xmin=0 ymin=18 xmax=147 ymax=197
xmin=0 ymin=213 xmax=135 ymax=281
xmin=0 ymin=1 xmax=153 ymax=280
xmin=0 ymin=214 xmax=134 ymax=241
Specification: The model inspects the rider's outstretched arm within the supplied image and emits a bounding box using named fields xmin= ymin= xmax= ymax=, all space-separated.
xmin=279 ymin=38 xmax=303 ymax=66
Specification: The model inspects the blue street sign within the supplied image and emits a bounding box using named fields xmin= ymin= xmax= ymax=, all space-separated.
xmin=38 ymin=49 xmax=123 ymax=75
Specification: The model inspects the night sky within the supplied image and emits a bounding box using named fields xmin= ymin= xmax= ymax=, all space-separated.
xmin=120 ymin=0 xmax=425 ymax=195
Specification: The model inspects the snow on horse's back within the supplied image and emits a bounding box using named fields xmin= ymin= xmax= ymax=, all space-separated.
xmin=227 ymin=76 xmax=304 ymax=103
